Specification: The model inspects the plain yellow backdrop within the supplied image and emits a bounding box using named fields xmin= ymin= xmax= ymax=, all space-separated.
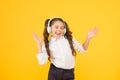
xmin=0 ymin=0 xmax=120 ymax=80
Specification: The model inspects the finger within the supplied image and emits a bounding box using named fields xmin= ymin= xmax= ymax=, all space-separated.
xmin=32 ymin=32 xmax=37 ymax=37
xmin=32 ymin=32 xmax=39 ymax=40
xmin=39 ymin=37 xmax=42 ymax=42
xmin=32 ymin=33 xmax=41 ymax=44
xmin=94 ymin=28 xmax=99 ymax=34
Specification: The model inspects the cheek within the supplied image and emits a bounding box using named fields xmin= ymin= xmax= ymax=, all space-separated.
xmin=62 ymin=29 xmax=65 ymax=32
xmin=61 ymin=30 xmax=64 ymax=33
xmin=51 ymin=30 xmax=55 ymax=34
xmin=51 ymin=27 xmax=55 ymax=32
xmin=51 ymin=29 xmax=57 ymax=35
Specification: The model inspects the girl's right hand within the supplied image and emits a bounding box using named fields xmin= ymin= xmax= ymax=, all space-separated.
xmin=32 ymin=32 xmax=42 ymax=46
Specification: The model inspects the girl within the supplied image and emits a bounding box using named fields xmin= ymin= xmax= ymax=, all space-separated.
xmin=32 ymin=17 xmax=98 ymax=80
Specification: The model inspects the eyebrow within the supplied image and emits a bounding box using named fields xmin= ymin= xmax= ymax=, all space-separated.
xmin=54 ymin=25 xmax=64 ymax=27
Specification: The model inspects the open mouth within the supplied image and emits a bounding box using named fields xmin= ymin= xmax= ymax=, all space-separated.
xmin=55 ymin=32 xmax=61 ymax=36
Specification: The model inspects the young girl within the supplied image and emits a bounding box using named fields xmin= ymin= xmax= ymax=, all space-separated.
xmin=32 ymin=17 xmax=98 ymax=80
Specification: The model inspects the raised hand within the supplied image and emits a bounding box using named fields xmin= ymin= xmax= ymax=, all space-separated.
xmin=32 ymin=32 xmax=42 ymax=45
xmin=87 ymin=27 xmax=99 ymax=39
xmin=82 ymin=28 xmax=99 ymax=50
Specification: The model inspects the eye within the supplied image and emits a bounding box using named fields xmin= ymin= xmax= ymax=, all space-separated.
xmin=60 ymin=27 xmax=64 ymax=30
xmin=60 ymin=26 xmax=64 ymax=30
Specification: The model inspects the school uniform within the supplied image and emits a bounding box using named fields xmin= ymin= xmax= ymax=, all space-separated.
xmin=37 ymin=36 xmax=86 ymax=80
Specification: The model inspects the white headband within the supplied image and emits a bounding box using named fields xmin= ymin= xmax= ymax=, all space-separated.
xmin=47 ymin=17 xmax=64 ymax=27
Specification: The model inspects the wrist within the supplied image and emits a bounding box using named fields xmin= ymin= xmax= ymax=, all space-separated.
xmin=37 ymin=43 xmax=42 ymax=47
xmin=37 ymin=45 xmax=42 ymax=53
xmin=87 ymin=36 xmax=91 ymax=41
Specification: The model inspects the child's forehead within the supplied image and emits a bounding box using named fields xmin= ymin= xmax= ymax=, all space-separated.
xmin=52 ymin=20 xmax=64 ymax=25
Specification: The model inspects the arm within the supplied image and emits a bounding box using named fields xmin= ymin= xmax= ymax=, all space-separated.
xmin=37 ymin=44 xmax=42 ymax=53
xmin=32 ymin=32 xmax=48 ymax=65
xmin=82 ymin=37 xmax=91 ymax=50
xmin=73 ymin=38 xmax=86 ymax=53
xmin=82 ymin=28 xmax=99 ymax=50
xmin=36 ymin=43 xmax=48 ymax=65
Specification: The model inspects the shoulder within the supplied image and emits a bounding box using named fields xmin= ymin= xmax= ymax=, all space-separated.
xmin=72 ymin=37 xmax=77 ymax=42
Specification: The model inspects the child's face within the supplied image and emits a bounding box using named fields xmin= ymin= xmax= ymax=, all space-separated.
xmin=51 ymin=21 xmax=65 ymax=39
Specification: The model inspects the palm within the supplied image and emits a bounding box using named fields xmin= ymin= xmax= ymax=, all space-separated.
xmin=32 ymin=32 xmax=42 ymax=44
xmin=88 ymin=28 xmax=98 ymax=39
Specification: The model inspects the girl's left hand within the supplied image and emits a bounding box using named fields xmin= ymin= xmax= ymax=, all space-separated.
xmin=87 ymin=27 xmax=99 ymax=39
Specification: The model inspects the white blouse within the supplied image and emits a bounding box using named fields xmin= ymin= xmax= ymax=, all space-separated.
xmin=37 ymin=36 xmax=86 ymax=69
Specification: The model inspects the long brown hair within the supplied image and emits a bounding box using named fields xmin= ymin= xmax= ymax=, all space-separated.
xmin=43 ymin=17 xmax=76 ymax=58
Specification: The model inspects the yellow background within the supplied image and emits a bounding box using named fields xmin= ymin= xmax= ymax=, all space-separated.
xmin=0 ymin=0 xmax=120 ymax=80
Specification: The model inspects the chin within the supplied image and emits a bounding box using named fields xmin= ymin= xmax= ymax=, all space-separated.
xmin=56 ymin=35 xmax=62 ymax=38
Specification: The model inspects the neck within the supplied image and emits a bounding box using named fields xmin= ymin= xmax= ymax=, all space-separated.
xmin=51 ymin=35 xmax=64 ymax=39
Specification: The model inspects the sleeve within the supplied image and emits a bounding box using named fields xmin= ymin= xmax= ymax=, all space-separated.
xmin=73 ymin=37 xmax=87 ymax=53
xmin=36 ymin=43 xmax=49 ymax=65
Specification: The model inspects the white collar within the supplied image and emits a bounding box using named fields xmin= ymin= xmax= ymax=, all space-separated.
xmin=50 ymin=36 xmax=64 ymax=42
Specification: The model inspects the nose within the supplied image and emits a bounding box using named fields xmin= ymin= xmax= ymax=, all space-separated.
xmin=57 ymin=28 xmax=62 ymax=31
